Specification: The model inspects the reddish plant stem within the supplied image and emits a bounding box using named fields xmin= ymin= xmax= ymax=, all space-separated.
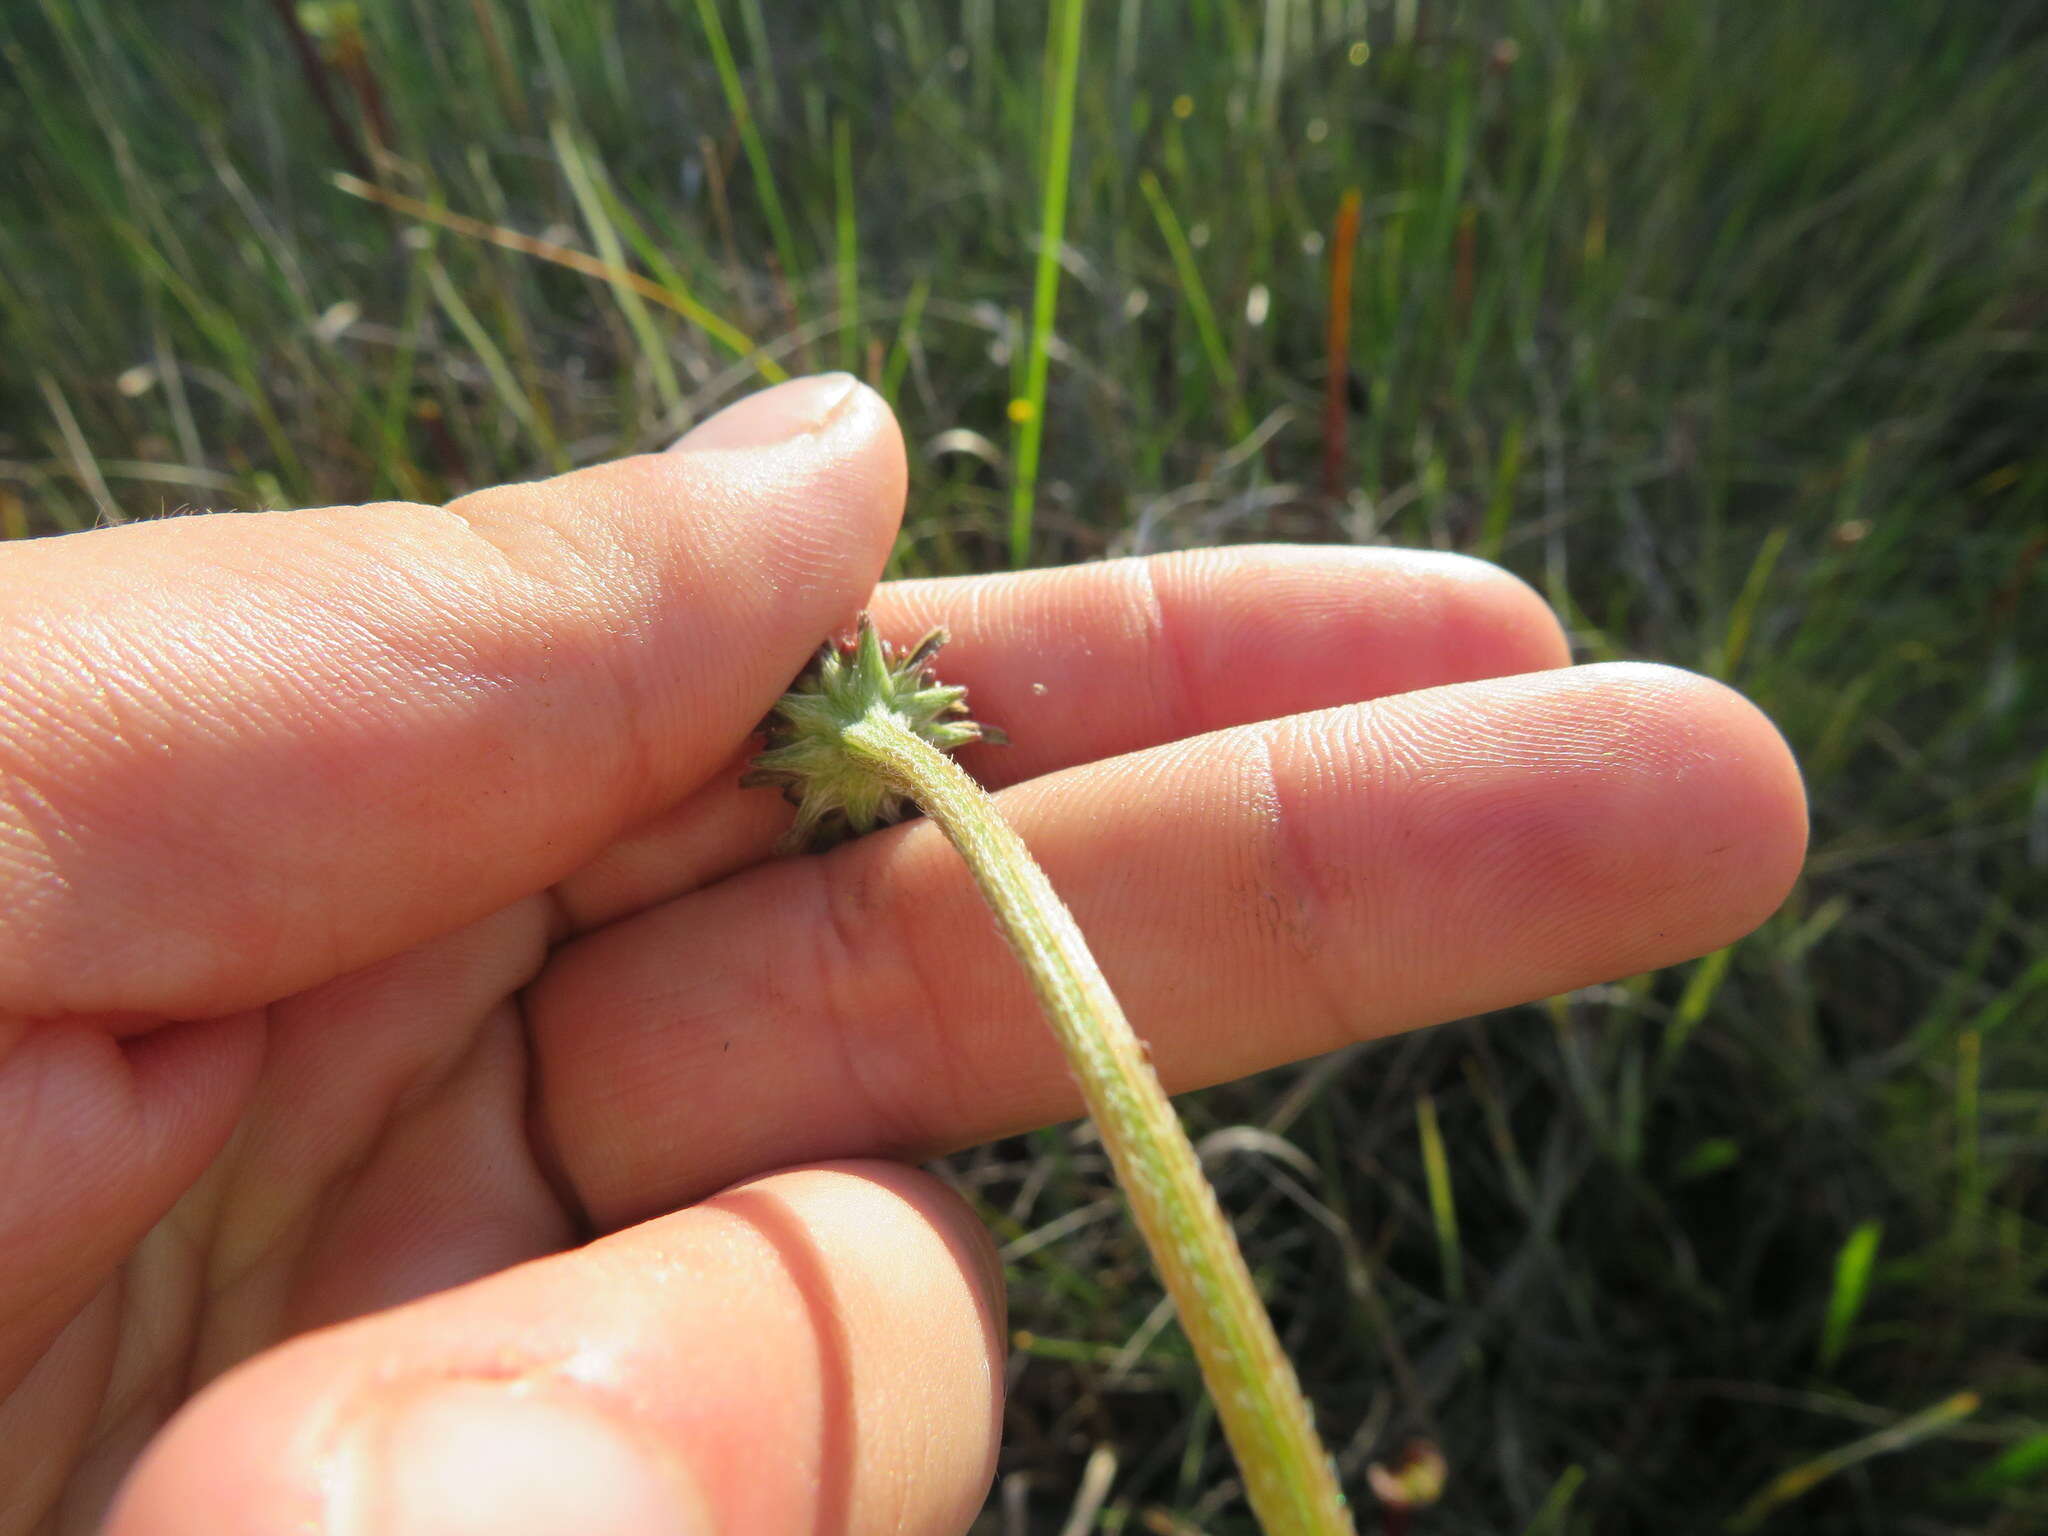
xmin=1322 ymin=188 xmax=1362 ymax=502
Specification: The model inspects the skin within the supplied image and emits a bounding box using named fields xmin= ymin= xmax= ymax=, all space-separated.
xmin=0 ymin=375 xmax=1808 ymax=1535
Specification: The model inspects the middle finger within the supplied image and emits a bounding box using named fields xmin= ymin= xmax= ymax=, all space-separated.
xmin=551 ymin=543 xmax=1568 ymax=929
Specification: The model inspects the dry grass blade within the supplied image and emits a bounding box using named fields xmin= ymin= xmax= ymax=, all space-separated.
xmin=329 ymin=174 xmax=784 ymax=384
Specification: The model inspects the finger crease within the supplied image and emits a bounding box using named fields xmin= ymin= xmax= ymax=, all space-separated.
xmin=806 ymin=858 xmax=941 ymax=1160
xmin=1250 ymin=728 xmax=1357 ymax=1051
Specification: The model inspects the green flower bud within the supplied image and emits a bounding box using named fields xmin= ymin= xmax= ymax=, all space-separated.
xmin=742 ymin=613 xmax=1006 ymax=852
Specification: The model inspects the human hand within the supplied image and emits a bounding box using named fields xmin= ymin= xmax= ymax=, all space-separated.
xmin=0 ymin=376 xmax=1805 ymax=1535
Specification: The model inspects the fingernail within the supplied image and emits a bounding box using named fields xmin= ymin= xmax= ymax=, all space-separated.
xmin=351 ymin=1380 xmax=710 ymax=1536
xmin=670 ymin=373 xmax=861 ymax=452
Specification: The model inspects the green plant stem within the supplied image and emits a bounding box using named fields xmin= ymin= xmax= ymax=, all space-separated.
xmin=840 ymin=708 xmax=1356 ymax=1536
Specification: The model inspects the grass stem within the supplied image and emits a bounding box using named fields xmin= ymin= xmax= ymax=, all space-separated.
xmin=1009 ymin=0 xmax=1087 ymax=568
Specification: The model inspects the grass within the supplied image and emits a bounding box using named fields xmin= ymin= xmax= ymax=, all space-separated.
xmin=1009 ymin=0 xmax=1088 ymax=566
xmin=3 ymin=0 xmax=2045 ymax=1530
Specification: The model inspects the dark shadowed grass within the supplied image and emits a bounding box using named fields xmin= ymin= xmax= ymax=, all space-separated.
xmin=3 ymin=1 xmax=2045 ymax=1530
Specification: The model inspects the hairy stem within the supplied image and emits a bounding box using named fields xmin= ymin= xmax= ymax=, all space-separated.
xmin=840 ymin=708 xmax=1357 ymax=1536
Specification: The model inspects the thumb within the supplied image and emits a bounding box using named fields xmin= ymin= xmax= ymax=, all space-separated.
xmin=106 ymin=1163 xmax=1002 ymax=1536
xmin=0 ymin=374 xmax=902 ymax=1019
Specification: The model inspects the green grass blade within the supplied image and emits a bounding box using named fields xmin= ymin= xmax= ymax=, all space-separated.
xmin=833 ymin=113 xmax=860 ymax=376
xmin=37 ymin=370 xmax=118 ymax=521
xmin=1954 ymin=1028 xmax=1983 ymax=1245
xmin=1416 ymin=1091 xmax=1464 ymax=1303
xmin=1964 ymin=1431 xmax=2048 ymax=1494
xmin=551 ymin=120 xmax=683 ymax=415
xmin=1662 ymin=943 xmax=1736 ymax=1068
xmin=1712 ymin=525 xmax=1790 ymax=679
xmin=879 ymin=272 xmax=930 ymax=408
xmin=424 ymin=256 xmax=559 ymax=469
xmin=1728 ymin=1392 xmax=1981 ymax=1531
xmin=581 ymin=184 xmax=786 ymax=387
xmin=688 ymin=0 xmax=804 ymax=307
xmin=1008 ymin=0 xmax=1087 ymax=568
xmin=1817 ymin=1219 xmax=1882 ymax=1373
xmin=1522 ymin=1464 xmax=1586 ymax=1536
xmin=1477 ymin=418 xmax=1526 ymax=560
xmin=733 ymin=0 xmax=779 ymax=119
xmin=1138 ymin=168 xmax=1251 ymax=442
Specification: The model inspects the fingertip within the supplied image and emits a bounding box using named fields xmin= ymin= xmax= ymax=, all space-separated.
xmin=1433 ymin=660 xmax=1809 ymax=970
xmin=452 ymin=373 xmax=905 ymax=640
xmin=1595 ymin=661 xmax=1810 ymax=941
xmin=1371 ymin=547 xmax=1574 ymax=676
xmin=662 ymin=373 xmax=908 ymax=551
xmin=699 ymin=1161 xmax=1004 ymax=1534
xmin=604 ymin=374 xmax=908 ymax=659
xmin=666 ymin=372 xmax=863 ymax=453
xmin=720 ymin=1159 xmax=1009 ymax=1342
xmin=1243 ymin=543 xmax=1573 ymax=693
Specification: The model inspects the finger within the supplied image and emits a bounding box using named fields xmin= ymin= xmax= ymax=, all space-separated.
xmin=106 ymin=1163 xmax=1003 ymax=1536
xmin=532 ymin=663 xmax=1808 ymax=1227
xmin=0 ymin=1012 xmax=265 ymax=1515
xmin=0 ymin=376 xmax=903 ymax=1019
xmin=555 ymin=544 xmax=1569 ymax=929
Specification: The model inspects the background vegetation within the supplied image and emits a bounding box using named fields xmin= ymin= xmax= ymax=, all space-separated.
xmin=4 ymin=1 xmax=2045 ymax=1530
